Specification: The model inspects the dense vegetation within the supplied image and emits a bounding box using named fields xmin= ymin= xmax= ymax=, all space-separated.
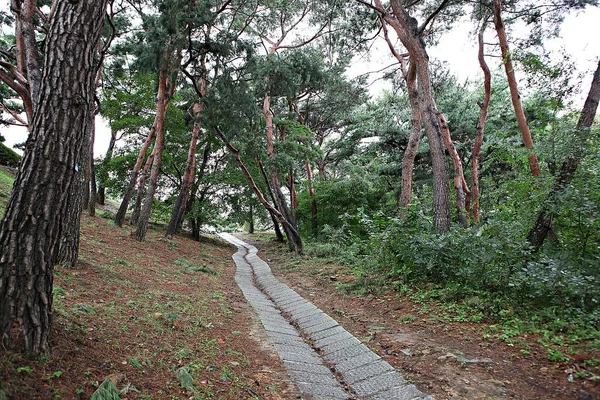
xmin=0 ymin=0 xmax=599 ymax=358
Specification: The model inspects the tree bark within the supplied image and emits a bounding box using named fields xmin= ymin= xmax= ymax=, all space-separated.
xmin=472 ymin=21 xmax=492 ymax=224
xmin=114 ymin=124 xmax=156 ymax=226
xmin=0 ymin=0 xmax=108 ymax=356
xmin=435 ymin=107 xmax=469 ymax=227
xmin=88 ymin=121 xmax=97 ymax=217
xmin=527 ymin=60 xmax=600 ymax=249
xmin=166 ymin=103 xmax=203 ymax=238
xmin=97 ymin=128 xmax=117 ymax=205
xmin=134 ymin=51 xmax=179 ymax=241
xmin=131 ymin=148 xmax=155 ymax=226
xmin=493 ymin=0 xmax=541 ymax=177
xmin=215 ymin=126 xmax=301 ymax=253
xmin=306 ymin=161 xmax=318 ymax=234
xmin=379 ymin=0 xmax=451 ymax=231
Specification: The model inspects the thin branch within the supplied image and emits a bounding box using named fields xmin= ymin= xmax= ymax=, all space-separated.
xmin=419 ymin=0 xmax=451 ymax=34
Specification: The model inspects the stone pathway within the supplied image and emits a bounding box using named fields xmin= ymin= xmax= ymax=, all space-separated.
xmin=220 ymin=233 xmax=433 ymax=400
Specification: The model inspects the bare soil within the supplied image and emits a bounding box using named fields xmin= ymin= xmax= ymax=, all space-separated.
xmin=238 ymin=233 xmax=600 ymax=400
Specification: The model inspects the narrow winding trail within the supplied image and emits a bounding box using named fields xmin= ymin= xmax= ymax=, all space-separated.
xmin=220 ymin=233 xmax=433 ymax=400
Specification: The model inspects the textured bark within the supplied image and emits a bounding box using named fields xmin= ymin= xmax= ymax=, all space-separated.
xmin=306 ymin=161 xmax=318 ymax=234
xmin=248 ymin=204 xmax=255 ymax=234
xmin=472 ymin=21 xmax=492 ymax=224
xmin=131 ymin=149 xmax=155 ymax=226
xmin=216 ymin=127 xmax=301 ymax=252
xmin=263 ymin=79 xmax=303 ymax=253
xmin=379 ymin=0 xmax=451 ymax=231
xmin=436 ymin=108 xmax=469 ymax=227
xmin=88 ymin=122 xmax=97 ymax=217
xmin=257 ymin=159 xmax=285 ymax=242
xmin=527 ymin=60 xmax=600 ymax=249
xmin=134 ymin=52 xmax=180 ymax=241
xmin=493 ymin=0 xmax=540 ymax=177
xmin=166 ymin=103 xmax=203 ymax=238
xmin=0 ymin=0 xmax=108 ymax=356
xmin=114 ymin=124 xmax=156 ymax=226
xmin=97 ymin=128 xmax=117 ymax=205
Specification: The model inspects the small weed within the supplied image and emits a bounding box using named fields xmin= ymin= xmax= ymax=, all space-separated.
xmin=547 ymin=348 xmax=570 ymax=363
xmin=16 ymin=366 xmax=33 ymax=374
xmin=398 ymin=315 xmax=416 ymax=324
xmin=49 ymin=370 xmax=63 ymax=379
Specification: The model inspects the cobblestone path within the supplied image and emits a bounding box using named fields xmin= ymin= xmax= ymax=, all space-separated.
xmin=220 ymin=233 xmax=433 ymax=400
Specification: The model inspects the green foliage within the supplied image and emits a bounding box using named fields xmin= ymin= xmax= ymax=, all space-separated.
xmin=90 ymin=378 xmax=121 ymax=400
xmin=0 ymin=142 xmax=21 ymax=168
xmin=175 ymin=366 xmax=196 ymax=393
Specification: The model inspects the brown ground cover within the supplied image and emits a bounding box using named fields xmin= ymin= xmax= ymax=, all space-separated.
xmin=238 ymin=233 xmax=600 ymax=400
xmin=0 ymin=214 xmax=295 ymax=399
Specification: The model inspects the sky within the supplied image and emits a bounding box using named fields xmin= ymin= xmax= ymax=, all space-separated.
xmin=1 ymin=5 xmax=599 ymax=158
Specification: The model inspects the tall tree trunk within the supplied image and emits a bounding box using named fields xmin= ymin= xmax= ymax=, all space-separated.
xmin=527 ymin=60 xmax=600 ymax=249
xmin=131 ymin=148 xmax=155 ymax=226
xmin=380 ymin=0 xmax=451 ymax=232
xmin=88 ymin=122 xmax=97 ymax=217
xmin=248 ymin=204 xmax=255 ymax=234
xmin=472 ymin=21 xmax=492 ymax=224
xmin=0 ymin=0 xmax=108 ymax=357
xmin=258 ymin=159 xmax=285 ymax=242
xmin=380 ymin=15 xmax=422 ymax=215
xmin=166 ymin=103 xmax=203 ymax=238
xmin=263 ymin=81 xmax=303 ymax=253
xmin=435 ymin=108 xmax=469 ymax=227
xmin=114 ymin=124 xmax=156 ymax=226
xmin=97 ymin=128 xmax=118 ymax=205
xmin=182 ymin=141 xmax=211 ymax=232
xmin=306 ymin=161 xmax=318 ymax=235
xmin=134 ymin=52 xmax=179 ymax=241
xmin=493 ymin=0 xmax=541 ymax=177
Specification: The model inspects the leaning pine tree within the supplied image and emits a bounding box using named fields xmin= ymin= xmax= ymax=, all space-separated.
xmin=0 ymin=0 xmax=108 ymax=357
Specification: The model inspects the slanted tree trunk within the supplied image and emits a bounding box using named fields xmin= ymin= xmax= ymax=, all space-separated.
xmin=216 ymin=126 xmax=302 ymax=253
xmin=263 ymin=80 xmax=303 ymax=253
xmin=435 ymin=108 xmax=469 ymax=227
xmin=0 ymin=0 xmax=108 ymax=357
xmin=135 ymin=50 xmax=180 ymax=241
xmin=257 ymin=159 xmax=285 ymax=243
xmin=527 ymin=60 xmax=600 ymax=249
xmin=166 ymin=103 xmax=203 ymax=238
xmin=131 ymin=148 xmax=155 ymax=226
xmin=472 ymin=20 xmax=492 ymax=224
xmin=493 ymin=0 xmax=540 ymax=177
xmin=115 ymin=124 xmax=157 ymax=226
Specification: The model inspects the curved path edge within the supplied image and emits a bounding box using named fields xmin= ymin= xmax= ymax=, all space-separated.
xmin=220 ymin=233 xmax=433 ymax=400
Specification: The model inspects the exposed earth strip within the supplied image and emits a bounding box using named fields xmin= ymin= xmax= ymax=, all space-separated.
xmin=220 ymin=233 xmax=433 ymax=400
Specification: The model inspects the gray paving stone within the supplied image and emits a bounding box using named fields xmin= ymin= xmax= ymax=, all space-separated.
xmin=351 ymin=371 xmax=407 ymax=397
xmin=222 ymin=234 xmax=433 ymax=400
xmin=277 ymin=350 xmax=323 ymax=365
xmin=295 ymin=382 xmax=351 ymax=399
xmin=310 ymin=324 xmax=347 ymax=341
xmin=335 ymin=351 xmax=382 ymax=374
xmin=301 ymin=318 xmax=339 ymax=335
xmin=320 ymin=336 xmax=362 ymax=355
xmin=283 ymin=360 xmax=332 ymax=375
xmin=272 ymin=342 xmax=315 ymax=355
xmin=364 ymin=384 xmax=427 ymax=400
xmin=323 ymin=343 xmax=371 ymax=364
xmin=340 ymin=359 xmax=394 ymax=385
xmin=287 ymin=369 xmax=340 ymax=386
xmin=314 ymin=330 xmax=355 ymax=349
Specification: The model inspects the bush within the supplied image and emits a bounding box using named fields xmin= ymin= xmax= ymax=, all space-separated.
xmin=0 ymin=142 xmax=21 ymax=167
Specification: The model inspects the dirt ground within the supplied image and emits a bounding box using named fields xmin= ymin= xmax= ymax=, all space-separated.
xmin=238 ymin=233 xmax=600 ymax=400
xmin=0 ymin=214 xmax=296 ymax=399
